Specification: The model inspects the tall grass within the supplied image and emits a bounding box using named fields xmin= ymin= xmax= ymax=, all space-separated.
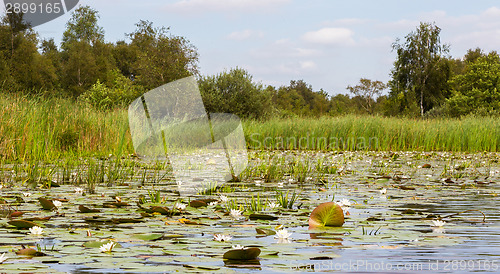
xmin=243 ymin=115 xmax=500 ymax=152
xmin=0 ymin=93 xmax=133 ymax=162
xmin=1 ymin=93 xmax=498 ymax=162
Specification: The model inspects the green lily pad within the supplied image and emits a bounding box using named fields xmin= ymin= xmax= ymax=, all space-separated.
xmin=308 ymin=202 xmax=344 ymax=229
xmin=133 ymin=233 xmax=164 ymax=241
xmin=223 ymin=247 xmax=261 ymax=260
xmin=255 ymin=227 xmax=276 ymax=235
xmin=83 ymin=240 xmax=122 ymax=248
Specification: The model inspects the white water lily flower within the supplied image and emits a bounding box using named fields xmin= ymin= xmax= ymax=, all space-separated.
xmin=176 ymin=181 xmax=183 ymax=187
xmin=99 ymin=241 xmax=115 ymax=253
xmin=174 ymin=202 xmax=187 ymax=210
xmin=379 ymin=188 xmax=387 ymax=195
xmin=208 ymin=201 xmax=218 ymax=207
xmin=29 ymin=226 xmax=44 ymax=236
xmin=232 ymin=244 xmax=245 ymax=250
xmin=22 ymin=192 xmax=32 ymax=197
xmin=74 ymin=187 xmax=84 ymax=194
xmin=268 ymin=202 xmax=280 ymax=209
xmin=0 ymin=253 xmax=7 ymax=263
xmin=431 ymin=220 xmax=446 ymax=227
xmin=274 ymin=229 xmax=292 ymax=240
xmin=52 ymin=200 xmax=62 ymax=207
xmin=338 ymin=199 xmax=351 ymax=207
xmin=213 ymin=234 xmax=232 ymax=242
xmin=219 ymin=195 xmax=228 ymax=203
xmin=230 ymin=209 xmax=242 ymax=219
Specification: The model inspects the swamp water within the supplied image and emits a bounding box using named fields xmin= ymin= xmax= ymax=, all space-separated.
xmin=0 ymin=151 xmax=498 ymax=273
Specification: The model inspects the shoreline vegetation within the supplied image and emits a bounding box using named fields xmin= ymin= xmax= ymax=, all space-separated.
xmin=1 ymin=6 xmax=499 ymax=163
xmin=1 ymin=93 xmax=498 ymax=162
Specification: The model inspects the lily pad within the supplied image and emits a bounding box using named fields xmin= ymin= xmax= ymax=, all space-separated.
xmin=79 ymin=205 xmax=101 ymax=213
xmin=223 ymin=247 xmax=261 ymax=260
xmin=308 ymin=202 xmax=344 ymax=229
xmin=255 ymin=228 xmax=276 ymax=236
xmin=150 ymin=206 xmax=172 ymax=215
xmin=249 ymin=214 xmax=278 ymax=221
xmin=83 ymin=240 xmax=122 ymax=248
xmin=189 ymin=200 xmax=208 ymax=208
xmin=16 ymin=248 xmax=46 ymax=256
xmin=8 ymin=219 xmax=39 ymax=229
xmin=38 ymin=197 xmax=56 ymax=210
xmin=133 ymin=233 xmax=164 ymax=241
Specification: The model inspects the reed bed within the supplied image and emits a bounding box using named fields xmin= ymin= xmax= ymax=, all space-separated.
xmin=1 ymin=93 xmax=498 ymax=162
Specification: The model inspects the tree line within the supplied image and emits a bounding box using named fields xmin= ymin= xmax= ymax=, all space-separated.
xmin=1 ymin=6 xmax=499 ymax=118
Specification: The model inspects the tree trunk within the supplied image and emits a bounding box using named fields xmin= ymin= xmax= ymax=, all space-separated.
xmin=420 ymin=89 xmax=424 ymax=117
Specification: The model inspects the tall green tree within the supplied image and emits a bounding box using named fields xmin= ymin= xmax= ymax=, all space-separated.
xmin=388 ymin=22 xmax=451 ymax=117
xmin=445 ymin=51 xmax=500 ymax=116
xmin=0 ymin=14 xmax=56 ymax=91
xmin=60 ymin=6 xmax=113 ymax=97
xmin=347 ymin=78 xmax=386 ymax=114
xmin=61 ymin=6 xmax=104 ymax=48
xmin=128 ymin=20 xmax=199 ymax=89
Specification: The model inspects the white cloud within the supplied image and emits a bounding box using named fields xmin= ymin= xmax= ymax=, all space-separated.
xmin=300 ymin=61 xmax=317 ymax=70
xmin=164 ymin=0 xmax=290 ymax=13
xmin=227 ymin=30 xmax=264 ymax=41
xmin=322 ymin=18 xmax=370 ymax=27
xmin=302 ymin=27 xmax=355 ymax=46
xmin=250 ymin=39 xmax=321 ymax=59
xmin=483 ymin=6 xmax=500 ymax=16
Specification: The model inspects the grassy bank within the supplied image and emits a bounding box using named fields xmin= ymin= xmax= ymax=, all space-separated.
xmin=243 ymin=116 xmax=500 ymax=152
xmin=0 ymin=93 xmax=133 ymax=162
xmin=1 ymin=93 xmax=498 ymax=162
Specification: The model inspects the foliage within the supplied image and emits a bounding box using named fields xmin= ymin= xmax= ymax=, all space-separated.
xmin=272 ymin=80 xmax=330 ymax=117
xmin=308 ymin=202 xmax=344 ymax=229
xmin=62 ymin=6 xmax=104 ymax=48
xmin=347 ymin=78 xmax=387 ymax=114
xmin=388 ymin=22 xmax=451 ymax=117
xmin=198 ymin=67 xmax=273 ymax=119
xmin=275 ymin=190 xmax=300 ymax=209
xmin=128 ymin=20 xmax=199 ymax=89
xmin=445 ymin=52 xmax=500 ymax=117
xmin=78 ymin=69 xmax=144 ymax=110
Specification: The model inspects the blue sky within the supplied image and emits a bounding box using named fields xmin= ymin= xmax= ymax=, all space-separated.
xmin=18 ymin=0 xmax=500 ymax=95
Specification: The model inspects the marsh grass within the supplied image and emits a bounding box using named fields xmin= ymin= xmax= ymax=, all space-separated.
xmin=244 ymin=115 xmax=500 ymax=152
xmin=0 ymin=93 xmax=498 ymax=164
xmin=245 ymin=194 xmax=266 ymax=212
xmin=275 ymin=189 xmax=301 ymax=209
xmin=0 ymin=93 xmax=132 ymax=162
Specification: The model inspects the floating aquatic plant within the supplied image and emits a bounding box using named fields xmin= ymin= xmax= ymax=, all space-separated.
xmin=29 ymin=226 xmax=44 ymax=236
xmin=308 ymin=202 xmax=345 ymax=229
xmin=99 ymin=242 xmax=116 ymax=253
xmin=213 ymin=234 xmax=232 ymax=242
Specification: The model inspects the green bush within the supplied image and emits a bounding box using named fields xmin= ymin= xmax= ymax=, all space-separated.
xmin=198 ymin=67 xmax=273 ymax=119
xmin=79 ymin=69 xmax=144 ymax=110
